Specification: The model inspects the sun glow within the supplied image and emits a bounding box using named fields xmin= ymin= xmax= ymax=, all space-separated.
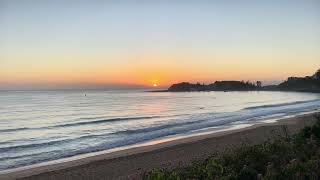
xmin=153 ymin=83 xmax=158 ymax=87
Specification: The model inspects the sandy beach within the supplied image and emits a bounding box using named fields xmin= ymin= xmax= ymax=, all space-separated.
xmin=1 ymin=112 xmax=319 ymax=180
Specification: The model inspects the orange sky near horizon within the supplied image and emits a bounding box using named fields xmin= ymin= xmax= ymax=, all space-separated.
xmin=1 ymin=51 xmax=319 ymax=88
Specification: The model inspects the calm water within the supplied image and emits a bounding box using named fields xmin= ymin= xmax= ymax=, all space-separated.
xmin=0 ymin=90 xmax=320 ymax=170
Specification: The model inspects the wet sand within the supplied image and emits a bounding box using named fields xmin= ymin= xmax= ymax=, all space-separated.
xmin=1 ymin=112 xmax=319 ymax=180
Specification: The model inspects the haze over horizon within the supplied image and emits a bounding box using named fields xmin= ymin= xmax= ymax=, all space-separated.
xmin=1 ymin=0 xmax=320 ymax=90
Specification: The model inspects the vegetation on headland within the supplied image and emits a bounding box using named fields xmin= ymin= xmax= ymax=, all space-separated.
xmin=278 ymin=69 xmax=320 ymax=92
xmin=168 ymin=81 xmax=260 ymax=92
xmin=167 ymin=69 xmax=320 ymax=92
xmin=144 ymin=115 xmax=320 ymax=180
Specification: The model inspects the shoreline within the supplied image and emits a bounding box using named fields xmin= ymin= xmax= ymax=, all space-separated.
xmin=1 ymin=111 xmax=319 ymax=180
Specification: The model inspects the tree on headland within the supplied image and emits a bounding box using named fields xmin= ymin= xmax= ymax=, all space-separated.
xmin=256 ymin=81 xmax=262 ymax=88
xmin=314 ymin=69 xmax=320 ymax=80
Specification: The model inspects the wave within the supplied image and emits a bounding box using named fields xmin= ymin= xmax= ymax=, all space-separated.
xmin=113 ymin=120 xmax=201 ymax=136
xmin=2 ymin=99 xmax=319 ymax=154
xmin=0 ymin=118 xmax=203 ymax=153
xmin=0 ymin=115 xmax=165 ymax=133
xmin=52 ymin=116 xmax=163 ymax=128
xmin=244 ymin=99 xmax=320 ymax=110
xmin=0 ymin=138 xmax=73 ymax=153
xmin=0 ymin=127 xmax=31 ymax=133
xmin=0 ymin=150 xmax=55 ymax=161
xmin=0 ymin=132 xmax=116 ymax=154
xmin=2 ymin=105 xmax=319 ymax=170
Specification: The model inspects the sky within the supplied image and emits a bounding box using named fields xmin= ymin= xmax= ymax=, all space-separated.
xmin=0 ymin=0 xmax=320 ymax=89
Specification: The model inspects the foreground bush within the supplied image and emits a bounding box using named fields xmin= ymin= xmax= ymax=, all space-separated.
xmin=144 ymin=116 xmax=320 ymax=180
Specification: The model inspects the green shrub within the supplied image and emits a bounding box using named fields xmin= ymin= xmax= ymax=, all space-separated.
xmin=144 ymin=115 xmax=320 ymax=180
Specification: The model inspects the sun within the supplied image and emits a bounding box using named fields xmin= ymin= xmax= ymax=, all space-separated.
xmin=153 ymin=83 xmax=158 ymax=87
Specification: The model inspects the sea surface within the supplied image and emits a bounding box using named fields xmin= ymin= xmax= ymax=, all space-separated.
xmin=0 ymin=90 xmax=320 ymax=170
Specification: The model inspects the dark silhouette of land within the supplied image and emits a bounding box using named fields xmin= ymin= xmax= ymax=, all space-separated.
xmin=168 ymin=81 xmax=259 ymax=92
xmin=165 ymin=69 xmax=320 ymax=92
xmin=277 ymin=69 xmax=320 ymax=92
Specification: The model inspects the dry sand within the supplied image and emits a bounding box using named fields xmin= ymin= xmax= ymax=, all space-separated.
xmin=1 ymin=112 xmax=319 ymax=180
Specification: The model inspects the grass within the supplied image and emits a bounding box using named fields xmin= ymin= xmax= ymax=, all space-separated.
xmin=144 ymin=115 xmax=320 ymax=180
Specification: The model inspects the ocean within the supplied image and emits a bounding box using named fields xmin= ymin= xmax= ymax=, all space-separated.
xmin=0 ymin=90 xmax=319 ymax=171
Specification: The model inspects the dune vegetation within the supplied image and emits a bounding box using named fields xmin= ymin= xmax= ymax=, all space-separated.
xmin=144 ymin=116 xmax=320 ymax=180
